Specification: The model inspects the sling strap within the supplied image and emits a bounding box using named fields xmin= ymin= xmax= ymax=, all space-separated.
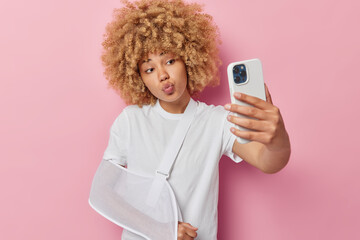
xmin=145 ymin=98 xmax=197 ymax=207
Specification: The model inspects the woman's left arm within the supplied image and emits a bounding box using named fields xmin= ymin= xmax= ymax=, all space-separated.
xmin=225 ymin=85 xmax=291 ymax=173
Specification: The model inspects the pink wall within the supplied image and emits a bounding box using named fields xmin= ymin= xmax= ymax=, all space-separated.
xmin=1 ymin=0 xmax=359 ymax=239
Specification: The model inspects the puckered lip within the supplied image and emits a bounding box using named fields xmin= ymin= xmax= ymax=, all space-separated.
xmin=162 ymin=82 xmax=174 ymax=91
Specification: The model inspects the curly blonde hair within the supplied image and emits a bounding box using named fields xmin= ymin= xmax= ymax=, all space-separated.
xmin=101 ymin=0 xmax=221 ymax=106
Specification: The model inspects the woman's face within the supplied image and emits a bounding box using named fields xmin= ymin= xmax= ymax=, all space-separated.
xmin=138 ymin=52 xmax=190 ymax=107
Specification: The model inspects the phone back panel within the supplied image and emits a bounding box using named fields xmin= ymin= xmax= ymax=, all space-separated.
xmin=227 ymin=58 xmax=266 ymax=144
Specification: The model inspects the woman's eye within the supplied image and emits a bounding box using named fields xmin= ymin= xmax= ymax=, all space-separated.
xmin=166 ymin=59 xmax=175 ymax=65
xmin=145 ymin=68 xmax=154 ymax=73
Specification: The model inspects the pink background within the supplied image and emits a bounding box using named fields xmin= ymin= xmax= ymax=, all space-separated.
xmin=1 ymin=0 xmax=359 ymax=239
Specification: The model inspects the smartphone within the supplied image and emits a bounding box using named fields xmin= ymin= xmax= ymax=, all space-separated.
xmin=227 ymin=58 xmax=266 ymax=144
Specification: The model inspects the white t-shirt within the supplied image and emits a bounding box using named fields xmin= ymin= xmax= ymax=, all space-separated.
xmin=103 ymin=98 xmax=242 ymax=240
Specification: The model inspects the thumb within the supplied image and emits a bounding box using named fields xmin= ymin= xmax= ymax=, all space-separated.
xmin=265 ymin=83 xmax=273 ymax=104
xmin=183 ymin=222 xmax=198 ymax=230
xmin=188 ymin=224 xmax=198 ymax=230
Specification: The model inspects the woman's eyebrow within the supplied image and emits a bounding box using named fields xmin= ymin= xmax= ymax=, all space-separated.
xmin=140 ymin=52 xmax=170 ymax=64
xmin=141 ymin=59 xmax=151 ymax=64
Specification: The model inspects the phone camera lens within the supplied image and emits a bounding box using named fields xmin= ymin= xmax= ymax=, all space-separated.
xmin=233 ymin=66 xmax=240 ymax=74
xmin=233 ymin=64 xmax=247 ymax=84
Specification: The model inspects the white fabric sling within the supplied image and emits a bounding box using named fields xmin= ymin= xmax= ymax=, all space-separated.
xmin=89 ymin=99 xmax=197 ymax=240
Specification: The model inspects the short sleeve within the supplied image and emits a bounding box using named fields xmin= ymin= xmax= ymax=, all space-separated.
xmin=102 ymin=110 xmax=129 ymax=166
xmin=222 ymin=111 xmax=243 ymax=163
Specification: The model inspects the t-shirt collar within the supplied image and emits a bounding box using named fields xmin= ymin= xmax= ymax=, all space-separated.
xmin=154 ymin=98 xmax=196 ymax=120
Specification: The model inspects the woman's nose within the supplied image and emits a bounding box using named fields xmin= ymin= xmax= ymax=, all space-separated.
xmin=159 ymin=68 xmax=169 ymax=82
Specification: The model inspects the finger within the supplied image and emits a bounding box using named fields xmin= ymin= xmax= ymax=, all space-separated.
xmin=185 ymin=228 xmax=197 ymax=238
xmin=178 ymin=222 xmax=198 ymax=239
xmin=265 ymin=84 xmax=273 ymax=104
xmin=231 ymin=127 xmax=274 ymax=144
xmin=181 ymin=222 xmax=198 ymax=230
xmin=177 ymin=231 xmax=193 ymax=240
xmin=233 ymin=92 xmax=272 ymax=110
xmin=227 ymin=115 xmax=270 ymax=132
xmin=225 ymin=105 xmax=267 ymax=120
xmin=177 ymin=232 xmax=194 ymax=240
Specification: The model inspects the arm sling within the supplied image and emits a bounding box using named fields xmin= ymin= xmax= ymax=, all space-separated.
xmin=89 ymin=99 xmax=197 ymax=240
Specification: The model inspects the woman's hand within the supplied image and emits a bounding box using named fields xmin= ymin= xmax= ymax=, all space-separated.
xmin=225 ymin=85 xmax=290 ymax=151
xmin=177 ymin=221 xmax=198 ymax=240
xmin=225 ymin=85 xmax=290 ymax=173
